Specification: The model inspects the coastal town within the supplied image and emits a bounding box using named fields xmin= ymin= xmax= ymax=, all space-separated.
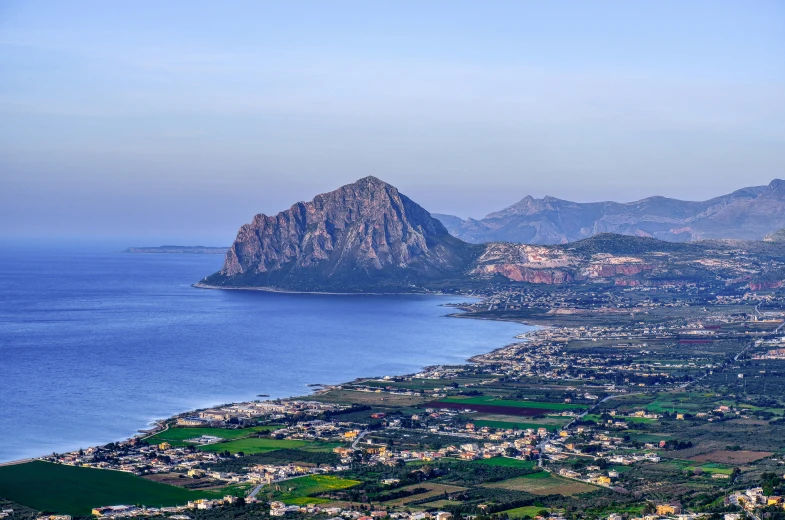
xmin=3 ymin=282 xmax=784 ymax=520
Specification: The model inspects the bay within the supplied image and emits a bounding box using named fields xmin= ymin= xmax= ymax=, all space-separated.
xmin=0 ymin=245 xmax=529 ymax=462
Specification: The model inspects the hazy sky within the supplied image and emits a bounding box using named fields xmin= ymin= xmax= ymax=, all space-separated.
xmin=1 ymin=1 xmax=784 ymax=243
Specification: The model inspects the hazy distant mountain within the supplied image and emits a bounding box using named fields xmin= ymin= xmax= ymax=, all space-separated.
xmin=434 ymin=179 xmax=785 ymax=244
xmin=765 ymin=229 xmax=785 ymax=243
xmin=201 ymin=176 xmax=479 ymax=291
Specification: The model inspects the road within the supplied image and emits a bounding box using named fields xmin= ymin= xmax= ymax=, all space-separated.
xmin=734 ymin=340 xmax=756 ymax=362
xmin=351 ymin=430 xmax=369 ymax=449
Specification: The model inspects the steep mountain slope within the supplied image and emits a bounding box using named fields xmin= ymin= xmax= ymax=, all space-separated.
xmin=436 ymin=179 xmax=785 ymax=244
xmin=201 ymin=177 xmax=480 ymax=291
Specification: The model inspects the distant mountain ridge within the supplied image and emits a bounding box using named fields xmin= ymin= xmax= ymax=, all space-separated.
xmin=201 ymin=176 xmax=479 ymax=291
xmin=434 ymin=179 xmax=785 ymax=244
xmin=201 ymin=177 xmax=785 ymax=293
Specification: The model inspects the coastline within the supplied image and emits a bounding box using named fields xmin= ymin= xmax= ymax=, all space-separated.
xmin=4 ymin=288 xmax=535 ymax=466
xmin=193 ymin=281 xmax=450 ymax=296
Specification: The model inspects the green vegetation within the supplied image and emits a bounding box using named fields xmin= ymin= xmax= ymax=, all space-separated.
xmin=473 ymin=457 xmax=536 ymax=469
xmin=199 ymin=438 xmax=310 ymax=454
xmin=268 ymin=475 xmax=360 ymax=504
xmin=147 ymin=426 xmax=281 ymax=446
xmin=202 ymin=449 xmax=340 ymax=472
xmin=501 ymin=505 xmax=552 ymax=518
xmin=441 ymin=396 xmax=584 ymax=410
xmin=0 ymin=461 xmax=218 ymax=516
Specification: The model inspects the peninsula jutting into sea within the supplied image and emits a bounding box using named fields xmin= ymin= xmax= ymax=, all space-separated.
xmin=3 ymin=177 xmax=785 ymax=520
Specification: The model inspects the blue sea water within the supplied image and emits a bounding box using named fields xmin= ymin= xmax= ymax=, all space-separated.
xmin=0 ymin=245 xmax=529 ymax=463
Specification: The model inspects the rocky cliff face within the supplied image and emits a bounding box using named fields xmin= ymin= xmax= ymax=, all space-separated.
xmin=436 ymin=179 xmax=785 ymax=244
xmin=203 ymin=177 xmax=478 ymax=291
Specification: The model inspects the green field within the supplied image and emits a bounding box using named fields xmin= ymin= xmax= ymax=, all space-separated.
xmin=687 ymin=463 xmax=734 ymax=475
xmin=442 ymin=396 xmax=584 ymax=410
xmin=666 ymin=460 xmax=734 ymax=475
xmin=271 ymin=475 xmax=360 ymax=504
xmin=199 ymin=437 xmax=310 ymax=454
xmin=641 ymin=393 xmax=705 ymax=414
xmin=0 ymin=461 xmax=217 ymax=516
xmin=473 ymin=457 xmax=536 ymax=469
xmin=147 ymin=426 xmax=280 ymax=446
xmin=501 ymin=506 xmax=551 ymax=518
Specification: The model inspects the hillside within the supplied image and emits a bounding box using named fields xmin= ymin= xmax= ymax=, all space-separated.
xmin=435 ymin=179 xmax=785 ymax=244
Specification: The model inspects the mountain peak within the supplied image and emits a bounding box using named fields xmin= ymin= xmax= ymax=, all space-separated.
xmin=203 ymin=178 xmax=475 ymax=291
xmin=769 ymin=178 xmax=785 ymax=192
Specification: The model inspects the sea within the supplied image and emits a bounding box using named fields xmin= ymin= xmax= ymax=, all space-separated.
xmin=0 ymin=244 xmax=530 ymax=463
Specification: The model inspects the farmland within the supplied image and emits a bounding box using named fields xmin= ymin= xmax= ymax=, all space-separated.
xmin=439 ymin=396 xmax=586 ymax=411
xmin=380 ymin=483 xmax=467 ymax=506
xmin=147 ymin=425 xmax=281 ymax=446
xmin=484 ymin=472 xmax=597 ymax=496
xmin=472 ymin=418 xmax=568 ymax=431
xmin=264 ymin=475 xmax=361 ymax=505
xmin=198 ymin=437 xmax=311 ymax=454
xmin=473 ymin=457 xmax=536 ymax=469
xmin=430 ymin=397 xmax=584 ymax=417
xmin=0 ymin=461 xmax=218 ymax=516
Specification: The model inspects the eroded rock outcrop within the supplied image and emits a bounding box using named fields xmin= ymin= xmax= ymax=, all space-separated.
xmin=204 ymin=176 xmax=478 ymax=291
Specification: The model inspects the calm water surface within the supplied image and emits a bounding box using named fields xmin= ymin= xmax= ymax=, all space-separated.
xmin=0 ymin=245 xmax=529 ymax=462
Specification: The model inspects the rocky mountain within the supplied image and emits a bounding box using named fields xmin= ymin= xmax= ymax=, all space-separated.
xmin=201 ymin=178 xmax=785 ymax=293
xmin=201 ymin=176 xmax=480 ymax=291
xmin=434 ymin=179 xmax=785 ymax=244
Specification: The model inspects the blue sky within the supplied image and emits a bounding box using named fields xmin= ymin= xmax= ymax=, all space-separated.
xmin=1 ymin=1 xmax=784 ymax=243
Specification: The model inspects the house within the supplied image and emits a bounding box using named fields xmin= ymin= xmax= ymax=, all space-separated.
xmin=177 ymin=416 xmax=210 ymax=427
xmin=656 ymin=504 xmax=681 ymax=515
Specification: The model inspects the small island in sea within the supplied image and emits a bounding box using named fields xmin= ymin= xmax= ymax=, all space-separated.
xmin=125 ymin=246 xmax=229 ymax=254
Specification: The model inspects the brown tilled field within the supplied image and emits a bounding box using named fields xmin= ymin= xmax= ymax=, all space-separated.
xmin=483 ymin=473 xmax=596 ymax=496
xmin=689 ymin=450 xmax=773 ymax=465
xmin=381 ymin=483 xmax=467 ymax=506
